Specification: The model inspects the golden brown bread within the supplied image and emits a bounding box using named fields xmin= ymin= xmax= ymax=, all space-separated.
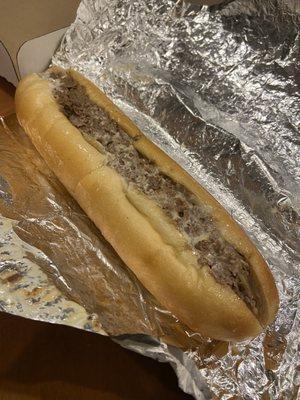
xmin=15 ymin=67 xmax=279 ymax=341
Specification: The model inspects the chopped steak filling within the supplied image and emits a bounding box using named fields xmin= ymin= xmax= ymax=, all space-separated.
xmin=48 ymin=71 xmax=258 ymax=315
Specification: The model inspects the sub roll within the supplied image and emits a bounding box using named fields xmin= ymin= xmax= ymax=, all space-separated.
xmin=15 ymin=67 xmax=279 ymax=341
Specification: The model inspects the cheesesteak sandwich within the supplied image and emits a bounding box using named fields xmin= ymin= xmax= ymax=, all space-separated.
xmin=15 ymin=67 xmax=279 ymax=341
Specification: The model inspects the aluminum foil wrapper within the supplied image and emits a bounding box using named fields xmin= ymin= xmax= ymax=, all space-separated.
xmin=0 ymin=0 xmax=299 ymax=398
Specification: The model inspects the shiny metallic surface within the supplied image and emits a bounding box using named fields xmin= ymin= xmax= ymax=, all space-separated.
xmin=0 ymin=0 xmax=299 ymax=398
xmin=52 ymin=1 xmax=299 ymax=397
xmin=0 ymin=116 xmax=106 ymax=335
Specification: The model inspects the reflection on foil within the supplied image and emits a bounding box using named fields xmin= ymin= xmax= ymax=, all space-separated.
xmin=0 ymin=117 xmax=105 ymax=334
xmin=0 ymin=0 xmax=298 ymax=399
xmin=0 ymin=114 xmax=226 ymax=399
xmin=52 ymin=0 xmax=299 ymax=398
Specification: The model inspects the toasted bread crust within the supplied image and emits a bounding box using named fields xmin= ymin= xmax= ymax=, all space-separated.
xmin=15 ymin=68 xmax=279 ymax=341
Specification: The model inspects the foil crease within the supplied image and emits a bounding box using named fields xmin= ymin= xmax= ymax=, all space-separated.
xmin=0 ymin=0 xmax=299 ymax=399
xmin=52 ymin=0 xmax=299 ymax=398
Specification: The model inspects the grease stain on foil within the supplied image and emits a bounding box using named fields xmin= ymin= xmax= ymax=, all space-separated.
xmin=0 ymin=216 xmax=104 ymax=333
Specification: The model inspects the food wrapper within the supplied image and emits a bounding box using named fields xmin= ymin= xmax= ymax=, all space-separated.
xmin=1 ymin=0 xmax=299 ymax=398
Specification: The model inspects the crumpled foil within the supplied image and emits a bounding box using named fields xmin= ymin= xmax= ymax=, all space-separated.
xmin=0 ymin=0 xmax=299 ymax=398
